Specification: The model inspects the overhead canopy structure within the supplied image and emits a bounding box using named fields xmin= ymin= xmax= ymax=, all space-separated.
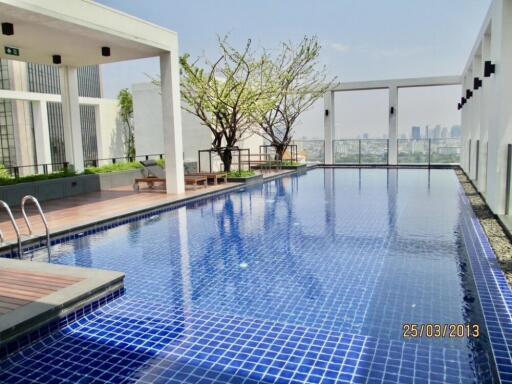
xmin=0 ymin=0 xmax=184 ymax=193
xmin=324 ymin=76 xmax=462 ymax=165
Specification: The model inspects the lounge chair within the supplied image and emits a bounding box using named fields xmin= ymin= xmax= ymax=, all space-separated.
xmin=134 ymin=160 xmax=207 ymax=191
xmin=186 ymin=171 xmax=228 ymax=185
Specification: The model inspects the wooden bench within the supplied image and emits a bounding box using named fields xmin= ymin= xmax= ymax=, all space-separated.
xmin=187 ymin=172 xmax=228 ymax=185
xmin=134 ymin=176 xmax=208 ymax=191
xmin=133 ymin=177 xmax=165 ymax=191
xmin=185 ymin=175 xmax=208 ymax=190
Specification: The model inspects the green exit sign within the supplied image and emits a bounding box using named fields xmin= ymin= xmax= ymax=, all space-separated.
xmin=4 ymin=46 xmax=19 ymax=56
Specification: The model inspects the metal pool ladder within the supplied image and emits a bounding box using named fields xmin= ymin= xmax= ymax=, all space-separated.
xmin=21 ymin=195 xmax=51 ymax=262
xmin=0 ymin=200 xmax=22 ymax=257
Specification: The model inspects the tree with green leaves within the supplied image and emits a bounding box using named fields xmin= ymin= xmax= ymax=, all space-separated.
xmin=117 ymin=88 xmax=136 ymax=159
xmin=179 ymin=38 xmax=263 ymax=171
xmin=253 ymin=36 xmax=337 ymax=160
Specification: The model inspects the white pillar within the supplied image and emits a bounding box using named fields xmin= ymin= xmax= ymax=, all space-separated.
xmin=160 ymin=51 xmax=185 ymax=194
xmin=59 ymin=66 xmax=84 ymax=172
xmin=32 ymin=100 xmax=52 ymax=172
xmin=323 ymin=91 xmax=335 ymax=164
xmin=479 ymin=32 xmax=492 ymax=194
xmin=388 ymin=86 xmax=398 ymax=165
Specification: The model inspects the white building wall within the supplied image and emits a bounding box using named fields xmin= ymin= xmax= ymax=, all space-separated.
xmin=461 ymin=0 xmax=512 ymax=215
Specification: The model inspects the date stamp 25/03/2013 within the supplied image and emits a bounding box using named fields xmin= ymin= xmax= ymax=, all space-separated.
xmin=403 ymin=323 xmax=480 ymax=339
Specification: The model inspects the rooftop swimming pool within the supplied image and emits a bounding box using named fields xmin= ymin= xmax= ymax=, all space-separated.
xmin=0 ymin=168 xmax=505 ymax=383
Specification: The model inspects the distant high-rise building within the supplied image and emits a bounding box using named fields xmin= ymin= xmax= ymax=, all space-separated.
xmin=450 ymin=125 xmax=462 ymax=138
xmin=432 ymin=125 xmax=441 ymax=139
xmin=362 ymin=133 xmax=369 ymax=139
xmin=411 ymin=126 xmax=421 ymax=139
xmin=441 ymin=127 xmax=448 ymax=138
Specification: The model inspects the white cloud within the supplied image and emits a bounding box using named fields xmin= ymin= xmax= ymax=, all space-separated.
xmin=330 ymin=42 xmax=351 ymax=53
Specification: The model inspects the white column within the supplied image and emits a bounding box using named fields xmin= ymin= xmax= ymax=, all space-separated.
xmin=323 ymin=91 xmax=335 ymax=164
xmin=486 ymin=0 xmax=512 ymax=214
xmin=479 ymin=32 xmax=492 ymax=194
xmin=32 ymin=100 xmax=52 ymax=172
xmin=160 ymin=51 xmax=185 ymax=194
xmin=59 ymin=66 xmax=84 ymax=172
xmin=388 ymin=86 xmax=398 ymax=165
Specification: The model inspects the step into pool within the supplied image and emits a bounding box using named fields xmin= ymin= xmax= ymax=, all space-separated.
xmin=0 ymin=168 xmax=507 ymax=383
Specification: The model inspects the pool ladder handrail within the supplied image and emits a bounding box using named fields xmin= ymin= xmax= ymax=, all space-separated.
xmin=21 ymin=195 xmax=51 ymax=262
xmin=0 ymin=200 xmax=22 ymax=257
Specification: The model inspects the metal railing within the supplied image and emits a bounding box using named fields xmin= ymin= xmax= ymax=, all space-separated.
xmin=0 ymin=200 xmax=22 ymax=257
xmin=84 ymin=154 xmax=164 ymax=168
xmin=21 ymin=195 xmax=51 ymax=262
xmin=292 ymin=140 xmax=325 ymax=164
xmin=259 ymin=144 xmax=299 ymax=163
xmin=2 ymin=162 xmax=70 ymax=178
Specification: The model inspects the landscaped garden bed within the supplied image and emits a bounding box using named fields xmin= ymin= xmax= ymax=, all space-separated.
xmin=226 ymin=170 xmax=263 ymax=184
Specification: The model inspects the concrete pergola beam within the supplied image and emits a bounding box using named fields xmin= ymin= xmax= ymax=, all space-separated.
xmin=324 ymin=76 xmax=462 ymax=165
xmin=0 ymin=0 xmax=185 ymax=193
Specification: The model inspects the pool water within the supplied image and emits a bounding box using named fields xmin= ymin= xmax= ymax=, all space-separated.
xmin=0 ymin=169 xmax=495 ymax=383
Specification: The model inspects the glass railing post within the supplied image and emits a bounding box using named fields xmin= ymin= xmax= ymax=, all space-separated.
xmin=387 ymin=139 xmax=390 ymax=165
xmin=358 ymin=139 xmax=361 ymax=164
xmin=506 ymin=144 xmax=512 ymax=215
xmin=428 ymin=139 xmax=431 ymax=167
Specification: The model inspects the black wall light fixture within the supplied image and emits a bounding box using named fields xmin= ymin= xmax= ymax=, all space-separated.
xmin=461 ymin=97 xmax=466 ymax=105
xmin=484 ymin=60 xmax=496 ymax=77
xmin=325 ymin=109 xmax=329 ymax=117
xmin=101 ymin=46 xmax=111 ymax=57
xmin=390 ymin=106 xmax=395 ymax=115
xmin=474 ymin=77 xmax=482 ymax=90
xmin=457 ymin=103 xmax=462 ymax=110
xmin=466 ymin=89 xmax=473 ymax=99
xmin=1 ymin=22 xmax=14 ymax=36
xmin=52 ymin=55 xmax=62 ymax=65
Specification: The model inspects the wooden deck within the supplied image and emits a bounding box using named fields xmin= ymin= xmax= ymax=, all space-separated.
xmin=0 ymin=269 xmax=83 ymax=316
xmin=0 ymin=258 xmax=124 ymax=348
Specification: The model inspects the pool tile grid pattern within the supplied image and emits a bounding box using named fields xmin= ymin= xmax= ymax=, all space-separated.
xmin=459 ymin=190 xmax=512 ymax=383
xmin=0 ymin=169 xmax=502 ymax=383
xmin=0 ymin=287 xmax=125 ymax=360
xmin=0 ymin=297 xmax=480 ymax=384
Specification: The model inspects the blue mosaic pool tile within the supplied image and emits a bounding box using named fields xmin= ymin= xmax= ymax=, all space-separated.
xmin=0 ymin=297 xmax=481 ymax=383
xmin=459 ymin=187 xmax=512 ymax=383
xmin=0 ymin=169 xmax=503 ymax=383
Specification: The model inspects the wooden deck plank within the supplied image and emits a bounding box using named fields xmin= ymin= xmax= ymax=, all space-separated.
xmin=0 ymin=276 xmax=71 ymax=290
xmin=0 ymin=269 xmax=83 ymax=284
xmin=0 ymin=295 xmax=31 ymax=306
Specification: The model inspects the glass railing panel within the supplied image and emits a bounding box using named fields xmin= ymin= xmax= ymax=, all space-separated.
xmin=293 ymin=140 xmax=325 ymax=164
xmin=333 ymin=140 xmax=359 ymax=164
xmin=430 ymin=139 xmax=461 ymax=164
xmin=361 ymin=139 xmax=388 ymax=164
xmin=397 ymin=139 xmax=429 ymax=164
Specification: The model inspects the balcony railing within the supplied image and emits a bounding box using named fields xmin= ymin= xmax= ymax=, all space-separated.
xmin=334 ymin=139 xmax=389 ymax=164
xmin=83 ymin=154 xmax=164 ymax=168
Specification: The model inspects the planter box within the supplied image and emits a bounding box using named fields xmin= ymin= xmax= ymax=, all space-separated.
xmin=227 ymin=174 xmax=263 ymax=185
xmin=97 ymin=169 xmax=144 ymax=190
xmin=251 ymin=163 xmax=307 ymax=170
xmin=0 ymin=175 xmax=100 ymax=206
xmin=280 ymin=163 xmax=307 ymax=170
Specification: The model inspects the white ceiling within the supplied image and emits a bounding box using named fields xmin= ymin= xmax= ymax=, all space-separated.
xmin=0 ymin=1 xmax=173 ymax=66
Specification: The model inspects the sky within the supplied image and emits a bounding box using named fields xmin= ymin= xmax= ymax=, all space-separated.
xmin=96 ymin=0 xmax=491 ymax=139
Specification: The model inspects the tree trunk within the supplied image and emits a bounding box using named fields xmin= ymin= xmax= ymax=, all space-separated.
xmin=274 ymin=144 xmax=287 ymax=161
xmin=221 ymin=149 xmax=233 ymax=172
